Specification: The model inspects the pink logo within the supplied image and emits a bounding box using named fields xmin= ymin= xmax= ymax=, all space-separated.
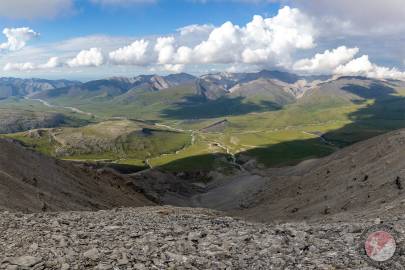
xmin=365 ymin=230 xmax=396 ymax=262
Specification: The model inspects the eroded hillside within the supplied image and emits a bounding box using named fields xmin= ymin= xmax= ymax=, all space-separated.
xmin=0 ymin=139 xmax=153 ymax=212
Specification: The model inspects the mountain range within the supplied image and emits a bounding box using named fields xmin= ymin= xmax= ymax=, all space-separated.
xmin=30 ymin=70 xmax=330 ymax=102
xmin=33 ymin=73 xmax=196 ymax=100
xmin=17 ymin=70 xmax=335 ymax=123
xmin=0 ymin=78 xmax=80 ymax=99
xmin=3 ymin=69 xmax=405 ymax=173
xmin=0 ymin=70 xmax=345 ymax=117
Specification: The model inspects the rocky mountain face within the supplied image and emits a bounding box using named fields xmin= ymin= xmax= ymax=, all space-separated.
xmin=196 ymin=70 xmax=330 ymax=100
xmin=110 ymin=73 xmax=196 ymax=91
xmin=228 ymin=78 xmax=296 ymax=105
xmin=0 ymin=78 xmax=80 ymax=99
xmin=164 ymin=73 xmax=197 ymax=86
xmin=0 ymin=139 xmax=153 ymax=212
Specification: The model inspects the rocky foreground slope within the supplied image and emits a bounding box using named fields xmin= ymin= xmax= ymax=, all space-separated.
xmin=2 ymin=206 xmax=403 ymax=270
xmin=0 ymin=139 xmax=152 ymax=212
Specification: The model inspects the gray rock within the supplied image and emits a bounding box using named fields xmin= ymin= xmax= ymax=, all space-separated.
xmin=8 ymin=256 xmax=42 ymax=267
xmin=83 ymin=248 xmax=100 ymax=260
xmin=0 ymin=207 xmax=389 ymax=270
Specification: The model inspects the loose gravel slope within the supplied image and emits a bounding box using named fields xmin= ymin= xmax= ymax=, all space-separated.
xmin=1 ymin=207 xmax=404 ymax=270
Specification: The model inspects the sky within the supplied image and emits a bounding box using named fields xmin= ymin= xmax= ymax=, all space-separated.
xmin=1 ymin=0 xmax=405 ymax=81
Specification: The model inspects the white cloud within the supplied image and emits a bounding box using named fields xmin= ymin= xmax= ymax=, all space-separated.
xmin=0 ymin=27 xmax=39 ymax=51
xmin=3 ymin=4 xmax=405 ymax=81
xmin=163 ymin=64 xmax=185 ymax=73
xmin=293 ymin=46 xmax=359 ymax=74
xmin=334 ymin=56 xmax=373 ymax=76
xmin=109 ymin=39 xmax=149 ymax=65
xmin=54 ymin=35 xmax=135 ymax=52
xmin=3 ymin=62 xmax=35 ymax=71
xmin=292 ymin=45 xmax=405 ymax=80
xmin=154 ymin=36 xmax=176 ymax=64
xmin=0 ymin=0 xmax=73 ymax=19
xmin=178 ymin=24 xmax=214 ymax=37
xmin=334 ymin=55 xmax=405 ymax=80
xmin=174 ymin=46 xmax=193 ymax=64
xmin=176 ymin=24 xmax=215 ymax=47
xmin=0 ymin=7 xmax=317 ymax=74
xmin=193 ymin=21 xmax=242 ymax=64
xmin=39 ymin=57 xmax=62 ymax=69
xmin=154 ymin=6 xmax=315 ymax=67
xmin=67 ymin=48 xmax=105 ymax=67
xmin=3 ymin=57 xmax=61 ymax=71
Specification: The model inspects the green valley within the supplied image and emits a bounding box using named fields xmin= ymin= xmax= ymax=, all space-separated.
xmin=3 ymin=72 xmax=405 ymax=176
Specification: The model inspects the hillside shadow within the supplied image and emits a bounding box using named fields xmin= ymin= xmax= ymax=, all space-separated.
xmin=161 ymin=95 xmax=282 ymax=120
xmin=246 ymin=81 xmax=405 ymax=165
xmin=159 ymin=79 xmax=405 ymax=171
xmin=322 ymin=82 xmax=405 ymax=146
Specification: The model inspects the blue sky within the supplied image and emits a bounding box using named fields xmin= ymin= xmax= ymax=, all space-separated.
xmin=0 ymin=1 xmax=280 ymax=43
xmin=0 ymin=0 xmax=405 ymax=81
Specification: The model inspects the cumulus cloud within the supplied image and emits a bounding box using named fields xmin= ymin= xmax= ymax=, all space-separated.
xmin=3 ymin=62 xmax=35 ymax=71
xmin=334 ymin=55 xmax=405 ymax=80
xmin=39 ymin=57 xmax=62 ymax=69
xmin=154 ymin=37 xmax=176 ymax=64
xmin=67 ymin=48 xmax=105 ymax=67
xmin=293 ymin=45 xmax=405 ymax=80
xmin=4 ymin=4 xmax=405 ymax=81
xmin=293 ymin=46 xmax=359 ymax=74
xmin=103 ymin=6 xmax=314 ymax=71
xmin=0 ymin=27 xmax=39 ymax=51
xmin=177 ymin=24 xmax=215 ymax=44
xmin=334 ymin=56 xmax=373 ymax=76
xmin=109 ymin=40 xmax=149 ymax=65
xmin=0 ymin=0 xmax=73 ymax=19
xmin=177 ymin=24 xmax=214 ymax=37
xmin=192 ymin=21 xmax=242 ymax=64
xmin=3 ymin=57 xmax=61 ymax=71
xmin=163 ymin=6 xmax=314 ymax=67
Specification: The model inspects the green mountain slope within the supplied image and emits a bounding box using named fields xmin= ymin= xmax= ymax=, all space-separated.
xmin=3 ymin=119 xmax=191 ymax=168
